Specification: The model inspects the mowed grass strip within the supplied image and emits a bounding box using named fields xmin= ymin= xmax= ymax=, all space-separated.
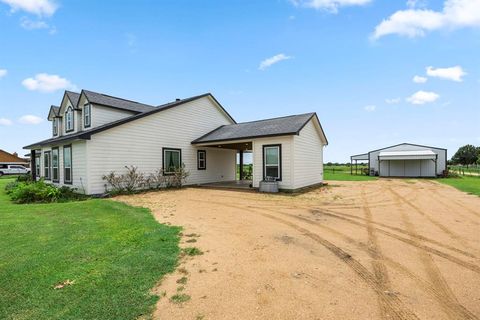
xmin=324 ymin=165 xmax=377 ymax=181
xmin=0 ymin=178 xmax=180 ymax=320
xmin=437 ymin=176 xmax=480 ymax=196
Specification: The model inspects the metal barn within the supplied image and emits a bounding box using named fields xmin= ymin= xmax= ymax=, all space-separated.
xmin=351 ymin=143 xmax=447 ymax=178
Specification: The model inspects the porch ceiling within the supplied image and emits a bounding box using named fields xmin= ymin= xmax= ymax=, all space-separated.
xmin=199 ymin=141 xmax=252 ymax=150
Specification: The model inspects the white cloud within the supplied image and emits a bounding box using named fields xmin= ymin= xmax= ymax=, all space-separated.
xmin=0 ymin=69 xmax=7 ymax=78
xmin=364 ymin=105 xmax=376 ymax=112
xmin=426 ymin=65 xmax=466 ymax=82
xmin=385 ymin=98 xmax=401 ymax=104
xmin=413 ymin=75 xmax=428 ymax=83
xmin=406 ymin=90 xmax=440 ymax=104
xmin=0 ymin=0 xmax=58 ymax=16
xmin=372 ymin=0 xmax=480 ymax=39
xmin=290 ymin=0 xmax=371 ymax=13
xmin=0 ymin=118 xmax=13 ymax=126
xmin=258 ymin=54 xmax=292 ymax=71
xmin=22 ymin=73 xmax=76 ymax=93
xmin=18 ymin=114 xmax=43 ymax=124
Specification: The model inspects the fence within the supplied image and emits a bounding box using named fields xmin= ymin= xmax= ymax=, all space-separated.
xmin=448 ymin=165 xmax=480 ymax=177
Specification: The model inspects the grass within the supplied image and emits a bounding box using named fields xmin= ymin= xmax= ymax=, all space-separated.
xmin=182 ymin=247 xmax=203 ymax=256
xmin=0 ymin=178 xmax=181 ymax=320
xmin=437 ymin=175 xmax=480 ymax=196
xmin=170 ymin=293 xmax=190 ymax=304
xmin=324 ymin=165 xmax=377 ymax=181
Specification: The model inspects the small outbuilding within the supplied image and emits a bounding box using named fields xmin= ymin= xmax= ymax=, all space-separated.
xmin=351 ymin=143 xmax=447 ymax=178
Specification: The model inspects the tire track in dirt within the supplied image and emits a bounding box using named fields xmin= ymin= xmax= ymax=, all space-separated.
xmin=388 ymin=187 xmax=477 ymax=254
xmin=360 ymin=187 xmax=395 ymax=319
xmin=387 ymin=187 xmax=478 ymax=320
xmin=308 ymin=208 xmax=476 ymax=259
xmin=194 ymin=198 xmax=419 ymax=320
xmin=257 ymin=213 xmax=420 ymax=320
xmin=194 ymin=198 xmax=478 ymax=320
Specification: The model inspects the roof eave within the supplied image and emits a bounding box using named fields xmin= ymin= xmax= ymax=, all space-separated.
xmin=191 ymin=132 xmax=298 ymax=145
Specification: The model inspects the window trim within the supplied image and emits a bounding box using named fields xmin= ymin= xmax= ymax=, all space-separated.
xmin=65 ymin=106 xmax=74 ymax=133
xmin=53 ymin=118 xmax=58 ymax=136
xmin=63 ymin=144 xmax=72 ymax=184
xmin=35 ymin=154 xmax=41 ymax=178
xmin=52 ymin=147 xmax=59 ymax=182
xmin=197 ymin=150 xmax=206 ymax=170
xmin=162 ymin=147 xmax=182 ymax=175
xmin=262 ymin=144 xmax=282 ymax=181
xmin=84 ymin=103 xmax=91 ymax=128
xmin=44 ymin=151 xmax=51 ymax=180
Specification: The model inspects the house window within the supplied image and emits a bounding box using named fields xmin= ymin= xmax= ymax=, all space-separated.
xmin=163 ymin=148 xmax=181 ymax=175
xmin=263 ymin=144 xmax=282 ymax=181
xmin=35 ymin=154 xmax=41 ymax=177
xmin=52 ymin=148 xmax=59 ymax=182
xmin=197 ymin=150 xmax=206 ymax=170
xmin=44 ymin=151 xmax=51 ymax=180
xmin=53 ymin=119 xmax=58 ymax=136
xmin=84 ymin=103 xmax=91 ymax=128
xmin=65 ymin=107 xmax=74 ymax=132
xmin=63 ymin=145 xmax=72 ymax=184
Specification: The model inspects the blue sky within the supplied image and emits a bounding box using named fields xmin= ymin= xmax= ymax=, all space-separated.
xmin=0 ymin=0 xmax=479 ymax=162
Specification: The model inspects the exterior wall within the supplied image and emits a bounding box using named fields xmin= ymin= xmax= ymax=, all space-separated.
xmin=252 ymin=135 xmax=294 ymax=190
xmin=370 ymin=144 xmax=446 ymax=176
xmin=293 ymin=119 xmax=325 ymax=189
xmin=89 ymin=104 xmax=135 ymax=129
xmin=35 ymin=141 xmax=88 ymax=193
xmin=85 ymin=96 xmax=235 ymax=194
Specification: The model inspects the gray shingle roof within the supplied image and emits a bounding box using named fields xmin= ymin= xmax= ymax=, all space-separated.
xmin=192 ymin=112 xmax=317 ymax=144
xmin=83 ymin=90 xmax=155 ymax=113
xmin=50 ymin=106 xmax=60 ymax=116
xmin=25 ymin=93 xmax=232 ymax=149
xmin=65 ymin=91 xmax=80 ymax=107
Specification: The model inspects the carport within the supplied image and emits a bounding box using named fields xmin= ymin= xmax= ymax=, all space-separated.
xmin=378 ymin=150 xmax=438 ymax=177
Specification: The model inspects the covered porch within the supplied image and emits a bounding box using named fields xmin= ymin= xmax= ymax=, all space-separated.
xmin=194 ymin=140 xmax=254 ymax=190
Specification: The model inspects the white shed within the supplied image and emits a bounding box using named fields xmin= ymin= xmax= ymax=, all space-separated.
xmin=352 ymin=143 xmax=447 ymax=178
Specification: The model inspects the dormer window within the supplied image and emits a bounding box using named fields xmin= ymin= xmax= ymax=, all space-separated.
xmin=52 ymin=118 xmax=58 ymax=136
xmin=65 ymin=107 xmax=74 ymax=132
xmin=84 ymin=103 xmax=91 ymax=128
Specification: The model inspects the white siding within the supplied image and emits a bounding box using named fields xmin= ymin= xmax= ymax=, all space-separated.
xmin=293 ymin=119 xmax=325 ymax=189
xmin=90 ymin=104 xmax=135 ymax=129
xmin=35 ymin=141 xmax=88 ymax=193
xmin=86 ymin=96 xmax=235 ymax=194
xmin=370 ymin=144 xmax=446 ymax=177
xmin=252 ymin=136 xmax=294 ymax=190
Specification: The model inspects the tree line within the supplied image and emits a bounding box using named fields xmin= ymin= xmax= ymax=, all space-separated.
xmin=450 ymin=145 xmax=480 ymax=166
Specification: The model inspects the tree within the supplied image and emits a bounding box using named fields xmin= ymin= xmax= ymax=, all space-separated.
xmin=451 ymin=145 xmax=478 ymax=166
xmin=477 ymin=147 xmax=480 ymax=165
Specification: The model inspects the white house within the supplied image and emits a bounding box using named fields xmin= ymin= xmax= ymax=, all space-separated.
xmin=25 ymin=90 xmax=328 ymax=194
xmin=351 ymin=143 xmax=447 ymax=178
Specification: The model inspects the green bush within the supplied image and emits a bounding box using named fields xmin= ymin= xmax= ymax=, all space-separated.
xmin=17 ymin=174 xmax=33 ymax=183
xmin=6 ymin=180 xmax=87 ymax=204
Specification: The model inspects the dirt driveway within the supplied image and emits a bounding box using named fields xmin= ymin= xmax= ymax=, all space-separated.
xmin=117 ymin=179 xmax=480 ymax=320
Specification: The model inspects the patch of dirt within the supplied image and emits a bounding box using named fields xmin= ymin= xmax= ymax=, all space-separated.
xmin=116 ymin=179 xmax=480 ymax=320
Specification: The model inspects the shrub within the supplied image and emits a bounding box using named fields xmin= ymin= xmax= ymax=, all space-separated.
xmin=103 ymin=164 xmax=190 ymax=195
xmin=17 ymin=174 xmax=33 ymax=183
xmin=6 ymin=180 xmax=86 ymax=204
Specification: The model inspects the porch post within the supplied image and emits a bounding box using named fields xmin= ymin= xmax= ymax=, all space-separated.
xmin=239 ymin=150 xmax=244 ymax=180
xmin=31 ymin=150 xmax=36 ymax=180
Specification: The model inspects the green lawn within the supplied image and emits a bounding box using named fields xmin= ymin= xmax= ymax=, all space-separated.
xmin=437 ymin=176 xmax=480 ymax=196
xmin=0 ymin=178 xmax=180 ymax=320
xmin=324 ymin=165 xmax=377 ymax=181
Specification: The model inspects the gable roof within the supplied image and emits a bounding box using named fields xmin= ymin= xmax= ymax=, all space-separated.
xmin=82 ymin=90 xmax=156 ymax=113
xmin=48 ymin=105 xmax=60 ymax=120
xmin=0 ymin=150 xmax=28 ymax=163
xmin=24 ymin=93 xmax=236 ymax=149
xmin=192 ymin=112 xmax=328 ymax=144
xmin=65 ymin=91 xmax=80 ymax=107
xmin=367 ymin=143 xmax=447 ymax=154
